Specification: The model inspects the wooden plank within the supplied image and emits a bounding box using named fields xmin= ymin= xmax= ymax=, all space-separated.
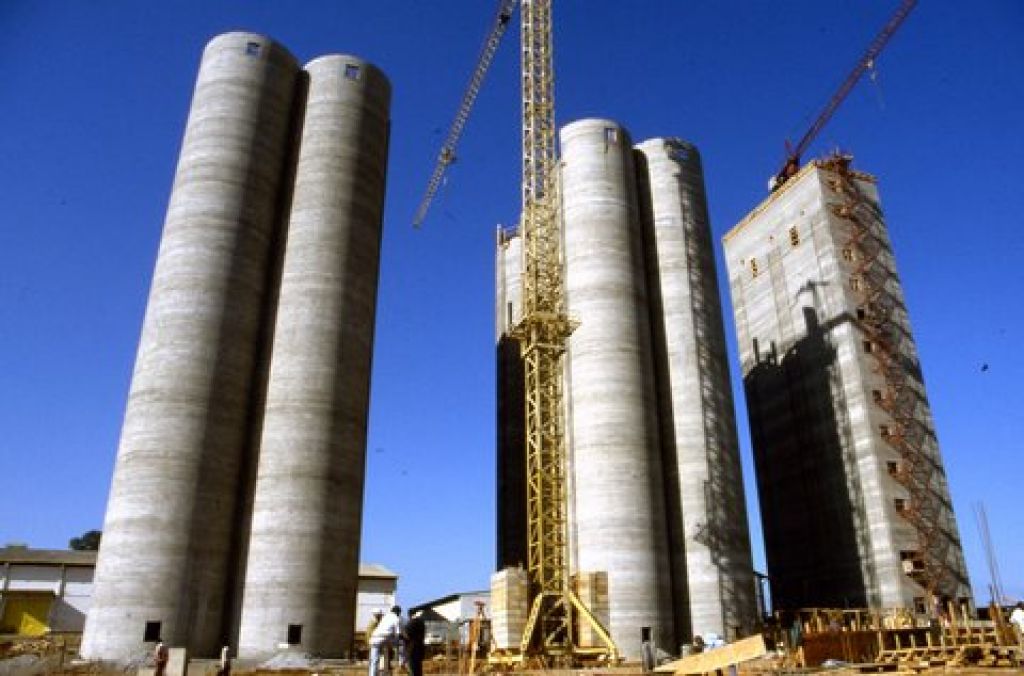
xmin=655 ymin=634 xmax=768 ymax=674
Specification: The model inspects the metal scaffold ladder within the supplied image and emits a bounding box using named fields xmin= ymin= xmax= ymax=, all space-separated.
xmin=825 ymin=154 xmax=955 ymax=603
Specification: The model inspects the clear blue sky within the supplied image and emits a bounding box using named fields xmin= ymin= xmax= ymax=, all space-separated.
xmin=1 ymin=1 xmax=1021 ymax=611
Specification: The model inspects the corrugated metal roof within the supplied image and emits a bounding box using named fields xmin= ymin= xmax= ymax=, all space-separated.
xmin=358 ymin=563 xmax=398 ymax=579
xmin=0 ymin=548 xmax=398 ymax=580
xmin=0 ymin=547 xmax=97 ymax=566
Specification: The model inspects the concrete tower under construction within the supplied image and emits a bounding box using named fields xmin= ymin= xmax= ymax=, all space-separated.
xmin=82 ymin=32 xmax=390 ymax=662
xmin=497 ymin=119 xmax=756 ymax=659
xmin=722 ymin=156 xmax=970 ymax=612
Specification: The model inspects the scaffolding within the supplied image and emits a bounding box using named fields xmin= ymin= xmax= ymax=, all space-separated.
xmin=824 ymin=154 xmax=957 ymax=603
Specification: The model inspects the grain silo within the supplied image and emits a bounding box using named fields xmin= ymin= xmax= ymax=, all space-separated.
xmin=560 ymin=119 xmax=675 ymax=659
xmin=237 ymin=54 xmax=391 ymax=659
xmin=495 ymin=229 xmax=527 ymax=572
xmin=635 ymin=138 xmax=756 ymax=642
xmin=81 ymin=32 xmax=300 ymax=661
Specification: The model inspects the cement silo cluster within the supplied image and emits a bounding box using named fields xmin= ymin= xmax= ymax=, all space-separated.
xmin=496 ymin=119 xmax=756 ymax=659
xmin=81 ymin=32 xmax=391 ymax=662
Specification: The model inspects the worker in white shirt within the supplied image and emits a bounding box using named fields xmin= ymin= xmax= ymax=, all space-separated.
xmin=369 ymin=605 xmax=405 ymax=676
xmin=1009 ymin=602 xmax=1024 ymax=648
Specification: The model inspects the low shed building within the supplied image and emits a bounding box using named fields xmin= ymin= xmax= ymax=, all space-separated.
xmin=0 ymin=547 xmax=397 ymax=640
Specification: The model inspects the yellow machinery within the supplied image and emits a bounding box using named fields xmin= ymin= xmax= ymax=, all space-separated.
xmin=414 ymin=0 xmax=617 ymax=665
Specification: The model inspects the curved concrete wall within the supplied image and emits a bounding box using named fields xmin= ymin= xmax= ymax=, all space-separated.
xmin=495 ymin=233 xmax=527 ymax=570
xmin=81 ymin=32 xmax=299 ymax=661
xmin=238 ymin=54 xmax=391 ymax=659
xmin=636 ymin=138 xmax=755 ymax=641
xmin=560 ymin=119 xmax=674 ymax=659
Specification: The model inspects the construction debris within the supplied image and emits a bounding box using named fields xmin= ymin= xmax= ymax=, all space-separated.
xmin=655 ymin=634 xmax=769 ymax=675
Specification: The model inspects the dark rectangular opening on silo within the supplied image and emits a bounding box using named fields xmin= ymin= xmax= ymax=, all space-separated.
xmin=144 ymin=621 xmax=161 ymax=642
xmin=287 ymin=624 xmax=302 ymax=645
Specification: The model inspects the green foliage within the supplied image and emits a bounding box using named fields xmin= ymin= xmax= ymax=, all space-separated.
xmin=69 ymin=529 xmax=102 ymax=551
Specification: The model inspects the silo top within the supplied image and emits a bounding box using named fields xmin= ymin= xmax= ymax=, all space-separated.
xmin=303 ymin=54 xmax=392 ymax=109
xmin=560 ymin=117 xmax=629 ymax=143
xmin=203 ymin=31 xmax=299 ymax=71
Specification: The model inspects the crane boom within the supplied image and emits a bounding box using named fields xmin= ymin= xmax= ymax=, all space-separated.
xmin=773 ymin=0 xmax=916 ymax=189
xmin=412 ymin=0 xmax=518 ymax=227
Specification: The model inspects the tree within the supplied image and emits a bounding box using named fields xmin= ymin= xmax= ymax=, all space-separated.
xmin=69 ymin=529 xmax=101 ymax=551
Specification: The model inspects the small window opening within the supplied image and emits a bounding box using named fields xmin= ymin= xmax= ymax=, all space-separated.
xmin=287 ymin=624 xmax=303 ymax=645
xmin=887 ymin=461 xmax=899 ymax=476
xmin=894 ymin=498 xmax=907 ymax=513
xmin=850 ymin=277 xmax=861 ymax=291
xmin=872 ymin=389 xmax=883 ymax=404
xmin=604 ymin=127 xmax=619 ymax=144
xmin=506 ymin=302 xmax=513 ymax=328
xmin=245 ymin=42 xmax=261 ymax=56
xmin=863 ymin=340 xmax=874 ymax=353
xmin=789 ymin=226 xmax=800 ymax=247
xmin=879 ymin=424 xmax=891 ymax=438
xmin=901 ymin=551 xmax=924 ymax=573
xmin=344 ymin=64 xmax=362 ymax=80
xmin=842 ymin=247 xmax=854 ymax=262
xmin=750 ymin=257 xmax=759 ymax=278
xmin=144 ymin=621 xmax=162 ymax=642
xmin=913 ymin=597 xmax=927 ymax=614
xmin=857 ymin=307 xmax=867 ymax=321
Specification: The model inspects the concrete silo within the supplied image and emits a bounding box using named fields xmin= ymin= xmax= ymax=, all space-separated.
xmin=560 ymin=119 xmax=674 ymax=659
xmin=81 ymin=33 xmax=300 ymax=661
xmin=635 ymin=139 xmax=756 ymax=641
xmin=495 ymin=229 xmax=527 ymax=571
xmin=237 ymin=55 xmax=391 ymax=659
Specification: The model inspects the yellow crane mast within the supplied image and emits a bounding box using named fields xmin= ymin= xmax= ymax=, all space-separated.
xmin=510 ymin=0 xmax=579 ymax=660
xmin=510 ymin=0 xmax=617 ymax=663
xmin=413 ymin=0 xmax=617 ymax=664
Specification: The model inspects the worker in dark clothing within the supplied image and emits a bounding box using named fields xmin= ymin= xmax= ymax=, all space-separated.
xmin=404 ymin=610 xmax=426 ymax=676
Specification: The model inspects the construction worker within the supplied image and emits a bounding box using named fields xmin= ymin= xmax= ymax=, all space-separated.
xmin=369 ymin=605 xmax=404 ymax=676
xmin=216 ymin=645 xmax=231 ymax=676
xmin=153 ymin=640 xmax=169 ymax=676
xmin=1009 ymin=602 xmax=1024 ymax=650
xmin=404 ymin=610 xmax=426 ymax=676
xmin=365 ymin=609 xmax=384 ymax=651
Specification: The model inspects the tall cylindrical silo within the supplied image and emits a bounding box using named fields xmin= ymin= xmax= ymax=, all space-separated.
xmin=635 ymin=138 xmax=756 ymax=641
xmin=237 ymin=54 xmax=391 ymax=659
xmin=81 ymin=33 xmax=300 ymax=661
xmin=496 ymin=230 xmax=527 ymax=571
xmin=560 ymin=119 xmax=674 ymax=659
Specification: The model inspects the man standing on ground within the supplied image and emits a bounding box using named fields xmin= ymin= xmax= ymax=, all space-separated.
xmin=153 ymin=640 xmax=169 ymax=676
xmin=365 ymin=609 xmax=383 ymax=657
xmin=404 ymin=610 xmax=426 ymax=676
xmin=369 ymin=605 xmax=404 ymax=676
xmin=1009 ymin=602 xmax=1024 ymax=650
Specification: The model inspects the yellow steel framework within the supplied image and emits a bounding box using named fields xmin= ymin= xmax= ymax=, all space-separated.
xmin=413 ymin=0 xmax=618 ymax=663
xmin=510 ymin=0 xmax=617 ymax=663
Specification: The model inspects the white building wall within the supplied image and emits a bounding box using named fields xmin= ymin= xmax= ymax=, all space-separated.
xmin=354 ymin=578 xmax=396 ymax=632
xmin=7 ymin=565 xmax=61 ymax=592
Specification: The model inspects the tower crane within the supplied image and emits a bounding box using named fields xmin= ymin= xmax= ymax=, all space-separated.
xmin=413 ymin=0 xmax=617 ymax=665
xmin=771 ymin=0 xmax=917 ymax=191
xmin=773 ymin=0 xmax=963 ymax=606
xmin=411 ymin=0 xmax=516 ymax=228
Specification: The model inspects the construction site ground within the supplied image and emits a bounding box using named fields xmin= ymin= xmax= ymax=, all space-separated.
xmin=2 ymin=633 xmax=1021 ymax=676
